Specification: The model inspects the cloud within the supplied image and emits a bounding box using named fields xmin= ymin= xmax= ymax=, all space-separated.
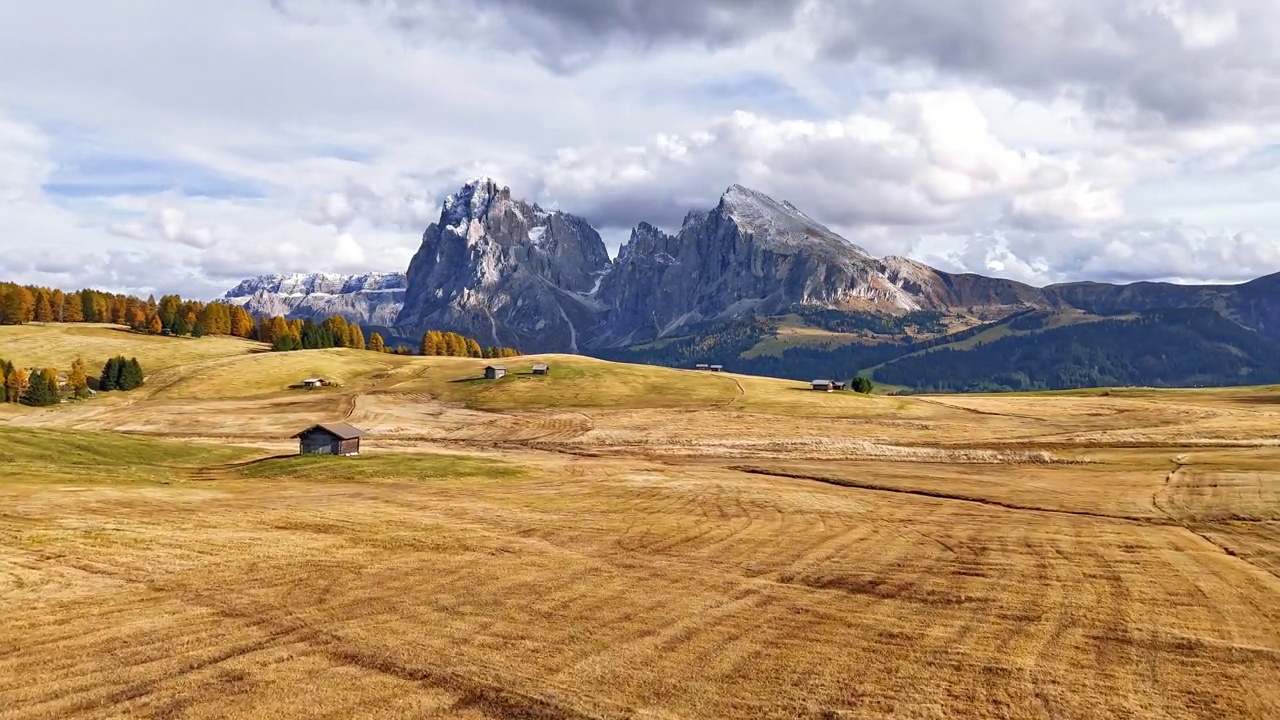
xmin=537 ymin=92 xmax=1126 ymax=233
xmin=0 ymin=0 xmax=1277 ymax=300
xmin=275 ymin=0 xmax=806 ymax=71
xmin=807 ymin=0 xmax=1280 ymax=126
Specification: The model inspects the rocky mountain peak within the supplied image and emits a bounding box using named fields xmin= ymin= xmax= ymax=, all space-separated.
xmin=713 ymin=184 xmax=872 ymax=259
xmin=396 ymin=181 xmax=612 ymax=352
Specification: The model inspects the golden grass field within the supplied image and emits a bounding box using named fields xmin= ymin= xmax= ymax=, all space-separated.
xmin=2 ymin=323 xmax=1279 ymax=719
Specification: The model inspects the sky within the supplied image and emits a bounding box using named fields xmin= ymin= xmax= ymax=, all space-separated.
xmin=2 ymin=0 xmax=1280 ymax=299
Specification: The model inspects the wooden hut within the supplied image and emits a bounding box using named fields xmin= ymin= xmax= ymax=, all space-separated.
xmin=485 ymin=365 xmax=507 ymax=380
xmin=811 ymin=379 xmax=835 ymax=392
xmin=833 ymin=381 xmax=848 ymax=391
xmin=301 ymin=378 xmax=324 ymax=389
xmin=292 ymin=422 xmax=365 ymax=456
xmin=532 ymin=363 xmax=550 ymax=375
xmin=694 ymin=363 xmax=709 ymax=370
xmin=709 ymin=364 xmax=724 ymax=372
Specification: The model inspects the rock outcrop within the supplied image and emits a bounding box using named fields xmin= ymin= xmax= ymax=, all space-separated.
xmin=396 ymin=178 xmax=612 ymax=353
xmin=222 ymin=272 xmax=406 ymax=325
xmin=590 ymin=185 xmax=1053 ymax=346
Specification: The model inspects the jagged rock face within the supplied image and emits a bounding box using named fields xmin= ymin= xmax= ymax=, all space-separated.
xmin=221 ymin=272 xmax=406 ymax=325
xmin=592 ymin=185 xmax=1049 ymax=346
xmin=396 ymin=178 xmax=612 ymax=353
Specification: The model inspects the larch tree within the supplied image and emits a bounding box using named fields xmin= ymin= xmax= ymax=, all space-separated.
xmin=68 ymin=357 xmax=90 ymax=398
xmin=148 ymin=314 xmax=163 ymax=335
xmin=347 ymin=324 xmax=366 ymax=350
xmin=7 ymin=367 xmax=29 ymax=403
xmin=33 ymin=292 xmax=54 ymax=323
xmin=62 ymin=293 xmax=84 ymax=322
xmin=465 ymin=338 xmax=483 ymax=358
xmin=368 ymin=332 xmax=386 ymax=353
xmin=1 ymin=286 xmax=34 ymax=325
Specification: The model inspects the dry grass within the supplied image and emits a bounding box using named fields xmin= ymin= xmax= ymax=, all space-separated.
xmin=2 ymin=324 xmax=1280 ymax=719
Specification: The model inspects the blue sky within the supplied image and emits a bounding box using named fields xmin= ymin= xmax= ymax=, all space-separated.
xmin=1 ymin=0 xmax=1279 ymax=298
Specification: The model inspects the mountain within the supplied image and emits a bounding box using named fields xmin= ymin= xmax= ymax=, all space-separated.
xmin=222 ymin=272 xmax=406 ymax=325
xmin=223 ymin=180 xmax=1280 ymax=392
xmin=870 ymin=307 xmax=1280 ymax=391
xmin=396 ymin=177 xmax=612 ymax=353
xmin=591 ymin=184 xmax=1057 ymax=347
xmin=1048 ymin=272 xmax=1280 ymax=338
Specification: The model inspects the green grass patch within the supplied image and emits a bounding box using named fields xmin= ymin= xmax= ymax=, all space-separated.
xmin=237 ymin=453 xmax=524 ymax=483
xmin=0 ymin=427 xmax=257 ymax=484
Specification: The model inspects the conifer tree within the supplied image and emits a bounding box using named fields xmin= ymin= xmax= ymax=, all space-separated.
xmin=99 ymin=358 xmax=119 ymax=391
xmin=123 ymin=358 xmax=144 ymax=389
xmin=368 ymin=332 xmax=386 ymax=353
xmin=22 ymin=369 xmax=60 ymax=406
xmin=465 ymin=338 xmax=483 ymax=358
xmin=148 ymin=314 xmax=163 ymax=334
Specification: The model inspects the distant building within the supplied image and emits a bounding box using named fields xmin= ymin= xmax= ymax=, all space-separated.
xmin=532 ymin=363 xmax=549 ymax=375
xmin=694 ymin=363 xmax=709 ymax=370
xmin=833 ymin=381 xmax=848 ymax=391
xmin=811 ymin=379 xmax=835 ymax=392
xmin=292 ymin=422 xmax=365 ymax=456
xmin=485 ymin=365 xmax=507 ymax=380
xmin=709 ymin=364 xmax=724 ymax=372
xmin=301 ymin=378 xmax=324 ymax=389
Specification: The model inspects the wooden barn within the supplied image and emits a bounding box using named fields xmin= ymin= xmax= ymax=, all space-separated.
xmin=709 ymin=364 xmax=724 ymax=372
xmin=811 ymin=379 xmax=835 ymax=392
xmin=485 ymin=365 xmax=507 ymax=380
xmin=532 ymin=363 xmax=550 ymax=375
xmin=301 ymin=378 xmax=324 ymax=389
xmin=292 ymin=422 xmax=365 ymax=456
xmin=694 ymin=363 xmax=709 ymax=370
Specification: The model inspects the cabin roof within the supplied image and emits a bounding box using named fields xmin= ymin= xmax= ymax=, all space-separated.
xmin=811 ymin=379 xmax=833 ymax=384
xmin=486 ymin=365 xmax=507 ymax=370
xmin=292 ymin=422 xmax=365 ymax=440
xmin=532 ymin=363 xmax=548 ymax=369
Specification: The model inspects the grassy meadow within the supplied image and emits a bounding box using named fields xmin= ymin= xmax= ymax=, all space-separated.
xmin=2 ymin=323 xmax=1280 ymax=719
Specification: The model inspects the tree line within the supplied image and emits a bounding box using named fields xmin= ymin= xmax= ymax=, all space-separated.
xmin=1 ymin=356 xmax=99 ymax=406
xmin=0 ymin=281 xmax=257 ymax=339
xmin=420 ymin=330 xmax=521 ymax=359
xmin=4 ymin=280 xmax=525 ymax=359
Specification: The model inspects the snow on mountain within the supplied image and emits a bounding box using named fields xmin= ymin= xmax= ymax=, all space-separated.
xmin=221 ymin=272 xmax=407 ymax=325
xmin=224 ymin=272 xmax=406 ymax=298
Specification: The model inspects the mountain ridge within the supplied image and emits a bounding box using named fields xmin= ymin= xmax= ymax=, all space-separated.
xmin=219 ymin=180 xmax=1280 ymax=389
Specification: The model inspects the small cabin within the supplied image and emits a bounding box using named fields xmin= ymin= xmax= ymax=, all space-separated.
xmin=811 ymin=379 xmax=835 ymax=392
xmin=301 ymin=378 xmax=324 ymax=389
xmin=485 ymin=365 xmax=507 ymax=380
xmin=694 ymin=363 xmax=709 ymax=371
xmin=833 ymin=381 xmax=848 ymax=391
xmin=292 ymin=422 xmax=365 ymax=456
xmin=532 ymin=363 xmax=549 ymax=375
xmin=709 ymin=365 xmax=724 ymax=373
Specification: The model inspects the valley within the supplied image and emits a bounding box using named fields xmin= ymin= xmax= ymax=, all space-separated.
xmin=2 ymin=324 xmax=1279 ymax=719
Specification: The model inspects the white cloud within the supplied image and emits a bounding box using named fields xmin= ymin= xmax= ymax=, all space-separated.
xmin=0 ymin=0 xmax=1276 ymax=299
